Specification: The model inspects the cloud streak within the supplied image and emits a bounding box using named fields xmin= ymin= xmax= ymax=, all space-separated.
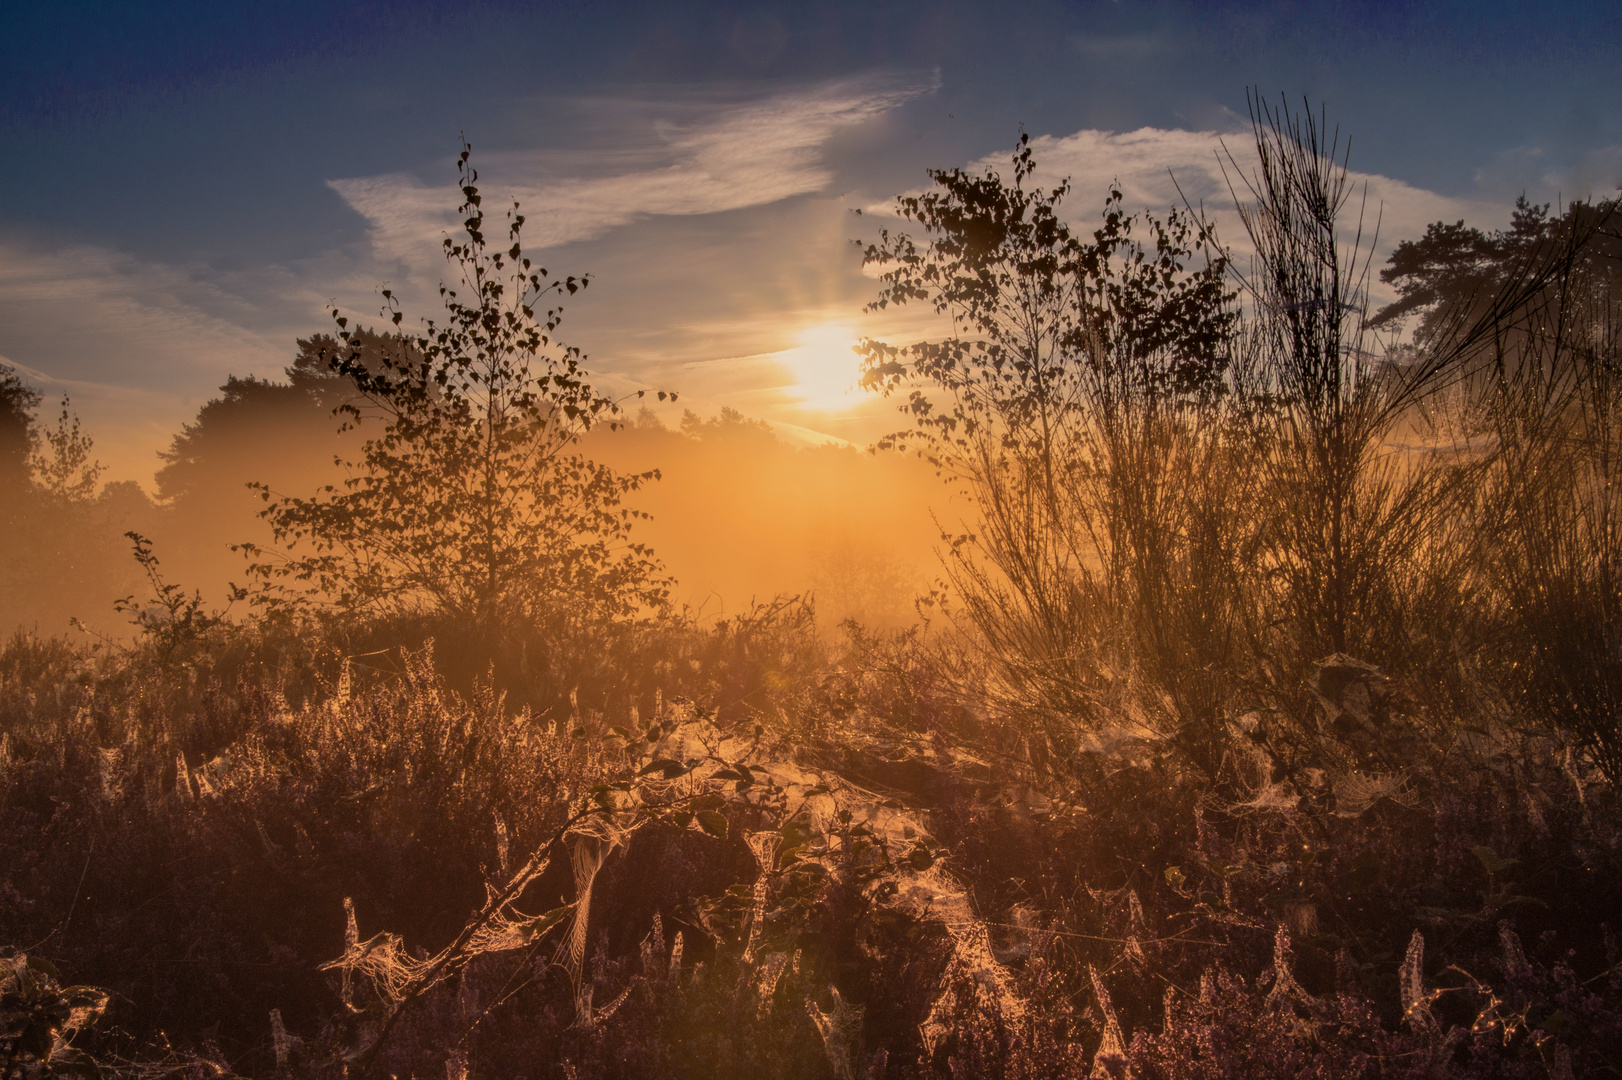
xmin=330 ymin=74 xmax=938 ymax=263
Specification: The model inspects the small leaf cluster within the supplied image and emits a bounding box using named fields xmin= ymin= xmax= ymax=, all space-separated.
xmin=111 ymin=532 xmax=243 ymax=660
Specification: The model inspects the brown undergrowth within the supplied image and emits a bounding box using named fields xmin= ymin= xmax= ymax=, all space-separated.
xmin=2 ymin=607 xmax=1619 ymax=1079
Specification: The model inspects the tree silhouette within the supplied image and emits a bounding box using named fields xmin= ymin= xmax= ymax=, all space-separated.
xmin=30 ymin=397 xmax=104 ymax=506
xmin=245 ymin=144 xmax=671 ymax=644
xmin=0 ymin=363 xmax=39 ymax=495
xmin=1372 ymin=196 xmax=1622 ymax=338
xmin=857 ymin=133 xmax=1239 ymax=772
xmin=156 ymin=339 xmax=361 ymax=509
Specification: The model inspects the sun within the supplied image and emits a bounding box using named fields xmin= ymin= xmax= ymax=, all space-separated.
xmin=780 ymin=324 xmax=863 ymax=412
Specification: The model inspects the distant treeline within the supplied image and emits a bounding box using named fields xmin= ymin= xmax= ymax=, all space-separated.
xmin=0 ymin=356 xmax=939 ymax=643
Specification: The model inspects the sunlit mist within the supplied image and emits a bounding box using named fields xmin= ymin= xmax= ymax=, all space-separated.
xmin=779 ymin=323 xmax=863 ymax=412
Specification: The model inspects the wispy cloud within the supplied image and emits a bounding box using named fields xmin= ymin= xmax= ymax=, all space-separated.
xmin=330 ymin=74 xmax=938 ymax=263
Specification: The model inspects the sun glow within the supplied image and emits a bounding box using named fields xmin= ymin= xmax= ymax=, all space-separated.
xmin=780 ymin=323 xmax=864 ymax=412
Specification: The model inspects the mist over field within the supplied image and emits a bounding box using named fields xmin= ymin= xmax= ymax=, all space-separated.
xmin=4 ymin=4 xmax=1622 ymax=1079
xmin=0 ymin=385 xmax=944 ymax=640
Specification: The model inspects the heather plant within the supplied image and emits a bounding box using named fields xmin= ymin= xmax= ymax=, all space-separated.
xmin=5 ymin=600 xmax=1622 ymax=1078
xmin=0 ymin=638 xmax=610 ymax=1063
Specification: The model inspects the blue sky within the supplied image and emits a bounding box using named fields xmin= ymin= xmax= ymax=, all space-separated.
xmin=3 ymin=0 xmax=1619 ymax=482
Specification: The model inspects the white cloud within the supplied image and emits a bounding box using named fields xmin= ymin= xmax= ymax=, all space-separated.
xmin=329 ymin=73 xmax=938 ymax=263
